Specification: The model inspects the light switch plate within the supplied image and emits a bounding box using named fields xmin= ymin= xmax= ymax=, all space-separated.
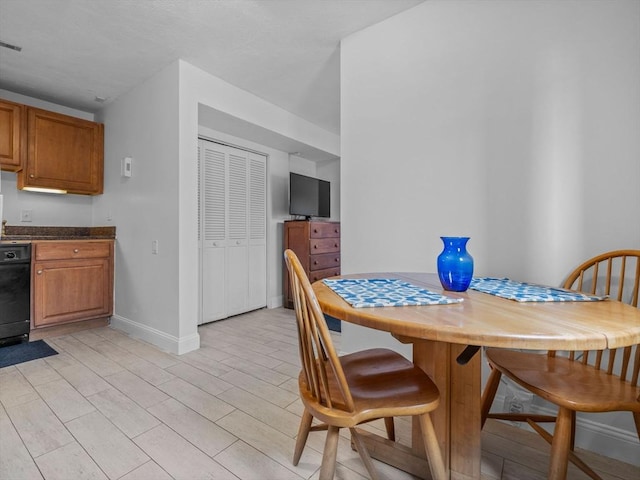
xmin=122 ymin=157 xmax=132 ymax=177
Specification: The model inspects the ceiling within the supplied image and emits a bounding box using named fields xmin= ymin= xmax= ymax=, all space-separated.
xmin=0 ymin=0 xmax=423 ymax=136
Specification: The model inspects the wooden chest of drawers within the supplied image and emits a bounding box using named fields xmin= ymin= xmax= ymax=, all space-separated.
xmin=283 ymin=220 xmax=340 ymax=309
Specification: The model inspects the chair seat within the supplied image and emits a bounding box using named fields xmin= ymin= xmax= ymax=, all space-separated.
xmin=299 ymin=348 xmax=440 ymax=427
xmin=486 ymin=348 xmax=640 ymax=413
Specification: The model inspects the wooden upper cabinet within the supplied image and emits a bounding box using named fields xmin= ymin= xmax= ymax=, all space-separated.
xmin=0 ymin=99 xmax=25 ymax=172
xmin=17 ymin=107 xmax=104 ymax=195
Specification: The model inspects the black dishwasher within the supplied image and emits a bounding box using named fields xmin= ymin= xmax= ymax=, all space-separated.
xmin=0 ymin=243 xmax=31 ymax=345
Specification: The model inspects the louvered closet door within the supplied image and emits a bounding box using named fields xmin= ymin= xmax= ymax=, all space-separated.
xmin=198 ymin=139 xmax=267 ymax=324
xmin=200 ymin=143 xmax=227 ymax=323
xmin=248 ymin=153 xmax=266 ymax=310
xmin=226 ymin=152 xmax=248 ymax=316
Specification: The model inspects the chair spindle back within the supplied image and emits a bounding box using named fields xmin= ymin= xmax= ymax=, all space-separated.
xmin=284 ymin=249 xmax=355 ymax=412
xmin=555 ymin=250 xmax=640 ymax=386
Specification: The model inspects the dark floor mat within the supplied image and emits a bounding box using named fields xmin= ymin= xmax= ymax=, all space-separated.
xmin=0 ymin=340 xmax=58 ymax=368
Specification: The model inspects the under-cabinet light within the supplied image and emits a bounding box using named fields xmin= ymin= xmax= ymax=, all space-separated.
xmin=22 ymin=187 xmax=67 ymax=194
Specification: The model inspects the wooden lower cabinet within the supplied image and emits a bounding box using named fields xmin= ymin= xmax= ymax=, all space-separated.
xmin=32 ymin=240 xmax=114 ymax=329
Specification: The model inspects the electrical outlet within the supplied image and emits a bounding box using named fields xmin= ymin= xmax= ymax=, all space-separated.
xmin=20 ymin=209 xmax=33 ymax=222
xmin=152 ymin=240 xmax=159 ymax=255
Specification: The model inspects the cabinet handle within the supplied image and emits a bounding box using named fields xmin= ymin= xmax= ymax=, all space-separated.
xmin=73 ymin=249 xmax=79 ymax=253
xmin=313 ymin=229 xmax=318 ymax=234
xmin=30 ymin=174 xmax=35 ymax=178
xmin=37 ymin=270 xmax=43 ymax=275
xmin=335 ymin=258 xmax=339 ymax=263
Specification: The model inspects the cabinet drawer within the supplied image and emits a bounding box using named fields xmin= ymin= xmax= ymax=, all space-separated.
xmin=310 ymin=238 xmax=340 ymax=254
xmin=310 ymin=222 xmax=340 ymax=239
xmin=309 ymin=253 xmax=340 ymax=271
xmin=34 ymin=241 xmax=112 ymax=261
xmin=309 ymin=267 xmax=341 ymax=283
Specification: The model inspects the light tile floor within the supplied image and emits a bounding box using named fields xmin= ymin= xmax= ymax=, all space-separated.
xmin=1 ymin=307 xmax=638 ymax=479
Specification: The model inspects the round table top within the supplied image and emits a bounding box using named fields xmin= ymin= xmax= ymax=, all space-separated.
xmin=312 ymin=272 xmax=640 ymax=350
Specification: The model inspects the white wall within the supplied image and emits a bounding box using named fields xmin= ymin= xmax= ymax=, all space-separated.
xmin=94 ymin=62 xmax=186 ymax=351
xmin=340 ymin=0 xmax=639 ymax=465
xmin=0 ymin=89 xmax=94 ymax=226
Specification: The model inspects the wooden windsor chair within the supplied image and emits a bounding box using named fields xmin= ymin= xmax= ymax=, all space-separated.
xmin=284 ymin=249 xmax=445 ymax=480
xmin=480 ymin=250 xmax=640 ymax=480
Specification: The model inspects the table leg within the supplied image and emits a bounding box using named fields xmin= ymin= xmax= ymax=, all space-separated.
xmin=412 ymin=340 xmax=482 ymax=480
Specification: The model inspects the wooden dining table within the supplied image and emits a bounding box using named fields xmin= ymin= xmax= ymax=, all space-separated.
xmin=312 ymin=272 xmax=640 ymax=480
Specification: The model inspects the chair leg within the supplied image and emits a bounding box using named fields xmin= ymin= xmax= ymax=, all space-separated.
xmin=383 ymin=417 xmax=395 ymax=442
xmin=633 ymin=412 xmax=640 ymax=442
xmin=418 ymin=413 xmax=446 ymax=480
xmin=319 ymin=425 xmax=340 ymax=480
xmin=481 ymin=366 xmax=502 ymax=428
xmin=293 ymin=409 xmax=313 ymax=466
xmin=569 ymin=410 xmax=576 ymax=451
xmin=350 ymin=428 xmax=380 ymax=480
xmin=527 ymin=419 xmax=601 ymax=480
xmin=548 ymin=407 xmax=573 ymax=480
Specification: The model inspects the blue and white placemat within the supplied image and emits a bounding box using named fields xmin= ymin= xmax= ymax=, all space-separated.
xmin=323 ymin=278 xmax=463 ymax=308
xmin=469 ymin=277 xmax=607 ymax=302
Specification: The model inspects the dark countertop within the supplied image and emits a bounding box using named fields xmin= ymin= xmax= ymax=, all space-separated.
xmin=1 ymin=225 xmax=116 ymax=241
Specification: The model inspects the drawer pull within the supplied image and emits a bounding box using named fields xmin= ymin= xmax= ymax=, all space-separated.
xmin=37 ymin=270 xmax=43 ymax=275
xmin=73 ymin=249 xmax=79 ymax=253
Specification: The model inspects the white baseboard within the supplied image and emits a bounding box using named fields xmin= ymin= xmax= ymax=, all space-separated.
xmin=493 ymin=393 xmax=639 ymax=466
xmin=268 ymin=296 xmax=283 ymax=309
xmin=110 ymin=314 xmax=200 ymax=355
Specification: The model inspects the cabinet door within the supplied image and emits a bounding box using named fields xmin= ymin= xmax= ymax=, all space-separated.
xmin=33 ymin=258 xmax=112 ymax=327
xmin=18 ymin=107 xmax=104 ymax=194
xmin=0 ymin=99 xmax=24 ymax=172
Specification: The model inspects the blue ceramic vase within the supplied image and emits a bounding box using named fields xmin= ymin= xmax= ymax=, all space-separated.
xmin=437 ymin=236 xmax=474 ymax=292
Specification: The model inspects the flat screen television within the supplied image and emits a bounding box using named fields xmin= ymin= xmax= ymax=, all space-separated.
xmin=289 ymin=172 xmax=330 ymax=219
